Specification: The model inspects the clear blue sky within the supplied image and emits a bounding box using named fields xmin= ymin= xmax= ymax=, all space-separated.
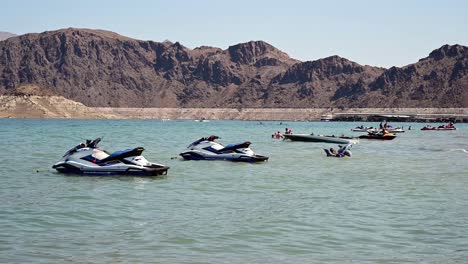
xmin=2 ymin=0 xmax=467 ymax=67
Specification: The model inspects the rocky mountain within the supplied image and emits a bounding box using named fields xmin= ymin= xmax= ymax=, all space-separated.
xmin=0 ymin=28 xmax=466 ymax=108
xmin=0 ymin=31 xmax=16 ymax=41
xmin=361 ymin=44 xmax=468 ymax=107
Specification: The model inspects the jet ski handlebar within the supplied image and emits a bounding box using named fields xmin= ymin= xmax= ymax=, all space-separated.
xmin=188 ymin=135 xmax=220 ymax=147
xmin=86 ymin=137 xmax=101 ymax=148
xmin=63 ymin=138 xmax=102 ymax=157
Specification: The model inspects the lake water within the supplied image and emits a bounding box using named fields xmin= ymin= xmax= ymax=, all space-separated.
xmin=1 ymin=119 xmax=467 ymax=263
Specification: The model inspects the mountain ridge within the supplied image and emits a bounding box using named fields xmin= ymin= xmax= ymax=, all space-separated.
xmin=0 ymin=28 xmax=466 ymax=108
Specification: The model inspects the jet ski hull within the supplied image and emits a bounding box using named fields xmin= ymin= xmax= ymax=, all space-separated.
xmin=283 ymin=134 xmax=357 ymax=144
xmin=53 ymin=162 xmax=169 ymax=176
xmin=180 ymin=151 xmax=268 ymax=162
xmin=421 ymin=127 xmax=456 ymax=131
xmin=180 ymin=136 xmax=269 ymax=163
xmin=358 ymin=134 xmax=396 ymax=140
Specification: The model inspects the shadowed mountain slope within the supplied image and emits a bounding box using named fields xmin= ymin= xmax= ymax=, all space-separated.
xmin=0 ymin=28 xmax=466 ymax=107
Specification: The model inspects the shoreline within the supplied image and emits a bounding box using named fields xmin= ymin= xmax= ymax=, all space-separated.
xmin=93 ymin=107 xmax=468 ymax=122
xmin=1 ymin=95 xmax=468 ymax=121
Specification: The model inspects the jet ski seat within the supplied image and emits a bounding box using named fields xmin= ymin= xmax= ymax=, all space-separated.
xmin=219 ymin=142 xmax=251 ymax=153
xmin=98 ymin=147 xmax=145 ymax=163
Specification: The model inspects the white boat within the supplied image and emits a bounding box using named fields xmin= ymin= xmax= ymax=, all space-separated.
xmin=351 ymin=126 xmax=375 ymax=132
xmin=351 ymin=126 xmax=404 ymax=133
xmin=320 ymin=114 xmax=333 ymax=121
xmin=385 ymin=127 xmax=405 ymax=133
xmin=369 ymin=127 xmax=405 ymax=133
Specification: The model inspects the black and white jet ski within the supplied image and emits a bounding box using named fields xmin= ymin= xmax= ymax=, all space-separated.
xmin=52 ymin=138 xmax=169 ymax=176
xmin=323 ymin=143 xmax=352 ymax=158
xmin=180 ymin=135 xmax=269 ymax=162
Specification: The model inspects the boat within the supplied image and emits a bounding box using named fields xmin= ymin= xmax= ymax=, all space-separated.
xmin=359 ymin=131 xmax=396 ymax=140
xmin=324 ymin=143 xmax=352 ymax=158
xmin=385 ymin=127 xmax=405 ymax=133
xmin=180 ymin=135 xmax=269 ymax=162
xmin=367 ymin=127 xmax=405 ymax=133
xmin=352 ymin=126 xmax=404 ymax=133
xmin=52 ymin=138 xmax=169 ymax=176
xmin=351 ymin=126 xmax=375 ymax=132
xmin=320 ymin=114 xmax=333 ymax=121
xmin=283 ymin=133 xmax=358 ymax=144
xmin=194 ymin=118 xmax=210 ymax=122
xmin=421 ymin=124 xmax=456 ymax=131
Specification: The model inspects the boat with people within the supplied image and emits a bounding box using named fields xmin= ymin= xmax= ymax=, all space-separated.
xmin=180 ymin=135 xmax=269 ymax=162
xmin=421 ymin=123 xmax=456 ymax=131
xmin=352 ymin=125 xmax=404 ymax=133
xmin=367 ymin=127 xmax=405 ymax=133
xmin=324 ymin=143 xmax=353 ymax=158
xmin=52 ymin=138 xmax=169 ymax=176
xmin=359 ymin=130 xmax=396 ymax=140
xmin=283 ymin=133 xmax=358 ymax=144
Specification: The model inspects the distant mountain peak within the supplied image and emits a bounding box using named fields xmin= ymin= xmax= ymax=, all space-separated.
xmin=34 ymin=28 xmax=138 ymax=41
xmin=428 ymin=44 xmax=467 ymax=61
xmin=229 ymin=40 xmax=277 ymax=52
xmin=315 ymin=55 xmax=358 ymax=65
xmin=0 ymin=31 xmax=16 ymax=41
xmin=228 ymin=40 xmax=292 ymax=64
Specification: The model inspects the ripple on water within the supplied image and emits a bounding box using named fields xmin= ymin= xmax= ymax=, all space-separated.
xmin=1 ymin=120 xmax=467 ymax=263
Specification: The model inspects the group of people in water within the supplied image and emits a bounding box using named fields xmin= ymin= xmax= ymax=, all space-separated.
xmin=272 ymin=127 xmax=293 ymax=139
xmin=421 ymin=122 xmax=456 ymax=130
xmin=439 ymin=122 xmax=455 ymax=128
xmin=269 ymin=120 xmax=457 ymax=157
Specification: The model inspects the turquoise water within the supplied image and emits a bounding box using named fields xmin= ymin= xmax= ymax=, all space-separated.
xmin=1 ymin=119 xmax=467 ymax=263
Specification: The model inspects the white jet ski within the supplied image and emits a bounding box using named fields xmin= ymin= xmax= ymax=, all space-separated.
xmin=52 ymin=138 xmax=169 ymax=176
xmin=180 ymin=135 xmax=269 ymax=162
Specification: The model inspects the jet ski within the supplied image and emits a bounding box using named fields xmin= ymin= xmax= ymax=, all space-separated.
xmin=52 ymin=138 xmax=169 ymax=176
xmin=180 ymin=135 xmax=269 ymax=162
xmin=359 ymin=130 xmax=396 ymax=140
xmin=324 ymin=143 xmax=352 ymax=158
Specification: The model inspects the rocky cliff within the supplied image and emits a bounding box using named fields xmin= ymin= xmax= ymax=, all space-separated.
xmin=0 ymin=28 xmax=466 ymax=108
xmin=363 ymin=44 xmax=468 ymax=107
